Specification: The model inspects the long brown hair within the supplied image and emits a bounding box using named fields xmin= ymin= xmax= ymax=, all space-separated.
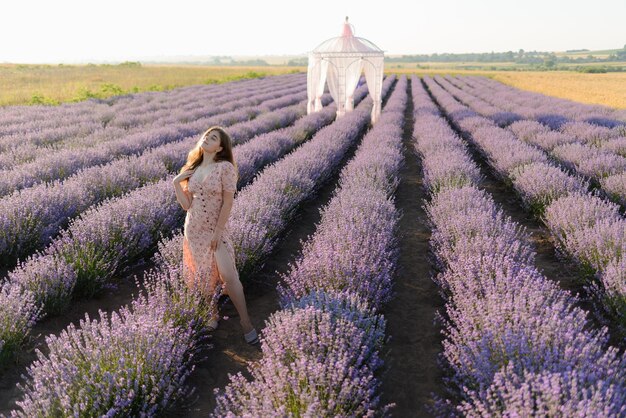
xmin=179 ymin=126 xmax=238 ymax=182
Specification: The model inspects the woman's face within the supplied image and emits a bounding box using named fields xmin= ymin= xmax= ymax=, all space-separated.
xmin=200 ymin=130 xmax=223 ymax=155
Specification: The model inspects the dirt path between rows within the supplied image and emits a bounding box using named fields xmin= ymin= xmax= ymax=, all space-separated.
xmin=379 ymin=78 xmax=446 ymax=417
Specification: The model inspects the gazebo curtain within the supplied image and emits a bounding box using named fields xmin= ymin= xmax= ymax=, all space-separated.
xmin=307 ymin=56 xmax=328 ymax=114
xmin=307 ymin=53 xmax=384 ymax=124
xmin=363 ymin=57 xmax=383 ymax=124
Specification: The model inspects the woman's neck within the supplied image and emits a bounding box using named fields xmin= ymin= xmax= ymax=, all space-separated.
xmin=199 ymin=155 xmax=218 ymax=168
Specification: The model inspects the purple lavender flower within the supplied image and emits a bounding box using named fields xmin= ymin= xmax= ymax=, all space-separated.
xmin=600 ymin=172 xmax=626 ymax=206
xmin=0 ymin=281 xmax=42 ymax=365
xmin=510 ymin=162 xmax=588 ymax=215
xmin=212 ymin=305 xmax=391 ymax=417
xmin=458 ymin=364 xmax=626 ymax=417
xmin=594 ymin=257 xmax=626 ymax=329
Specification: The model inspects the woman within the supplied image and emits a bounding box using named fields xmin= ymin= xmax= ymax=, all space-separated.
xmin=172 ymin=126 xmax=259 ymax=345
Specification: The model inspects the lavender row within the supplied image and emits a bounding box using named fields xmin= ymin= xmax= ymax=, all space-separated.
xmin=0 ymin=179 xmax=184 ymax=390
xmin=234 ymin=87 xmax=372 ymax=187
xmin=0 ymin=80 xmax=377 ymax=367
xmin=452 ymin=74 xmax=626 ymax=128
xmin=449 ymin=76 xmax=626 ymax=206
xmin=0 ymin=73 xmax=301 ymax=131
xmin=431 ymin=75 xmax=626 ymax=288
xmin=0 ymin=83 xmax=308 ymax=195
xmin=454 ymin=75 xmax=626 ymax=203
xmin=212 ymin=76 xmax=406 ymax=416
xmin=0 ymin=78 xmax=305 ymax=172
xmin=0 ymin=75 xmax=305 ymax=163
xmin=428 ymin=187 xmax=626 ymax=416
xmin=0 ymin=75 xmax=307 ymax=169
xmin=427 ymin=76 xmax=586 ymax=213
xmin=0 ymin=77 xmax=305 ymax=170
xmin=7 ymin=77 xmax=395 ymax=414
xmin=510 ymin=120 xmax=626 ymax=206
xmin=1 ymin=89 xmax=336 ymax=310
xmin=448 ymin=75 xmax=626 ymax=140
xmin=441 ymin=75 xmax=625 ymax=141
xmin=0 ymin=104 xmax=108 ymax=141
xmin=413 ymin=76 xmax=626 ymax=416
xmin=0 ymin=73 xmax=305 ymax=143
xmin=0 ymin=170 xmax=228 ymax=365
xmin=424 ymin=76 xmax=626 ymax=336
xmin=411 ymin=77 xmax=482 ymax=193
xmin=436 ymin=76 xmax=626 ymax=206
xmin=102 ymin=74 xmax=305 ymax=131
xmin=0 ymin=88 xmax=328 ymax=266
xmin=438 ymin=75 xmax=624 ymax=139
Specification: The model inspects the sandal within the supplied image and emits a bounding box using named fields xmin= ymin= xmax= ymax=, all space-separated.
xmin=207 ymin=315 xmax=220 ymax=331
xmin=244 ymin=328 xmax=260 ymax=345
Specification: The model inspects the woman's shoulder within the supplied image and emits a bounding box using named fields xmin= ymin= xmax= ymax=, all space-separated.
xmin=220 ymin=160 xmax=236 ymax=170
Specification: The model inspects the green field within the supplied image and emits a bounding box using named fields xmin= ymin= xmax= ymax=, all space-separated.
xmin=555 ymin=48 xmax=624 ymax=58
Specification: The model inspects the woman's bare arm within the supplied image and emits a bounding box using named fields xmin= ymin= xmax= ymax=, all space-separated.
xmin=172 ymin=172 xmax=193 ymax=211
xmin=214 ymin=191 xmax=235 ymax=232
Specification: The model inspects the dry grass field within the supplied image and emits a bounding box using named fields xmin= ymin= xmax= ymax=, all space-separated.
xmin=0 ymin=64 xmax=305 ymax=106
xmin=2 ymin=62 xmax=624 ymax=110
xmin=388 ymin=67 xmax=626 ymax=109
xmin=489 ymin=71 xmax=626 ymax=109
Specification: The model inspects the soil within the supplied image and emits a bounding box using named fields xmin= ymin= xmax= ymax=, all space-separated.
xmin=379 ymin=78 xmax=446 ymax=417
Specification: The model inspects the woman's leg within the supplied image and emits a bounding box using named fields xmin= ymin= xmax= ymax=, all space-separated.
xmin=213 ymin=242 xmax=254 ymax=334
xmin=219 ymin=276 xmax=229 ymax=297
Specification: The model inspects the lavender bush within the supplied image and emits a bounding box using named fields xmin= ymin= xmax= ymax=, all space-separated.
xmin=0 ymin=79 xmax=378 ymax=364
xmin=10 ymin=76 xmax=395 ymax=416
xmin=0 ymin=281 xmax=42 ymax=365
xmin=438 ymin=75 xmax=626 ymax=205
xmin=427 ymin=75 xmax=626 ymax=332
xmin=12 ymin=264 xmax=216 ymax=417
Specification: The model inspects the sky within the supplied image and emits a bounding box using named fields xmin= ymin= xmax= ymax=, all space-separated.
xmin=2 ymin=0 xmax=625 ymax=63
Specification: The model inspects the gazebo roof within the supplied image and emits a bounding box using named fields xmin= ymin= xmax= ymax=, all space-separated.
xmin=311 ymin=17 xmax=384 ymax=57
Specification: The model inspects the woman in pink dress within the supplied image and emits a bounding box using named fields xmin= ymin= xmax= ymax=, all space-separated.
xmin=172 ymin=126 xmax=259 ymax=345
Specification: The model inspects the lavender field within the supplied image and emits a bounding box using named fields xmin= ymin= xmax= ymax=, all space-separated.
xmin=1 ymin=72 xmax=626 ymax=417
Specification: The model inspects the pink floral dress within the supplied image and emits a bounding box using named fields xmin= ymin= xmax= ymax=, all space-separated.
xmin=182 ymin=160 xmax=238 ymax=301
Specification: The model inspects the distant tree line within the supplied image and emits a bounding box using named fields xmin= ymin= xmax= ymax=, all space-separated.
xmin=287 ymin=57 xmax=308 ymax=66
xmin=202 ymin=56 xmax=270 ymax=66
xmin=387 ymin=47 xmax=626 ymax=64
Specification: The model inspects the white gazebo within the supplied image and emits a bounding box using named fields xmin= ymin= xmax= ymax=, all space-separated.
xmin=307 ymin=17 xmax=385 ymax=124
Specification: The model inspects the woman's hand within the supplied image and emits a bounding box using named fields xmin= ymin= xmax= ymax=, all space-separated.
xmin=173 ymin=169 xmax=194 ymax=211
xmin=172 ymin=169 xmax=194 ymax=184
xmin=210 ymin=228 xmax=222 ymax=252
